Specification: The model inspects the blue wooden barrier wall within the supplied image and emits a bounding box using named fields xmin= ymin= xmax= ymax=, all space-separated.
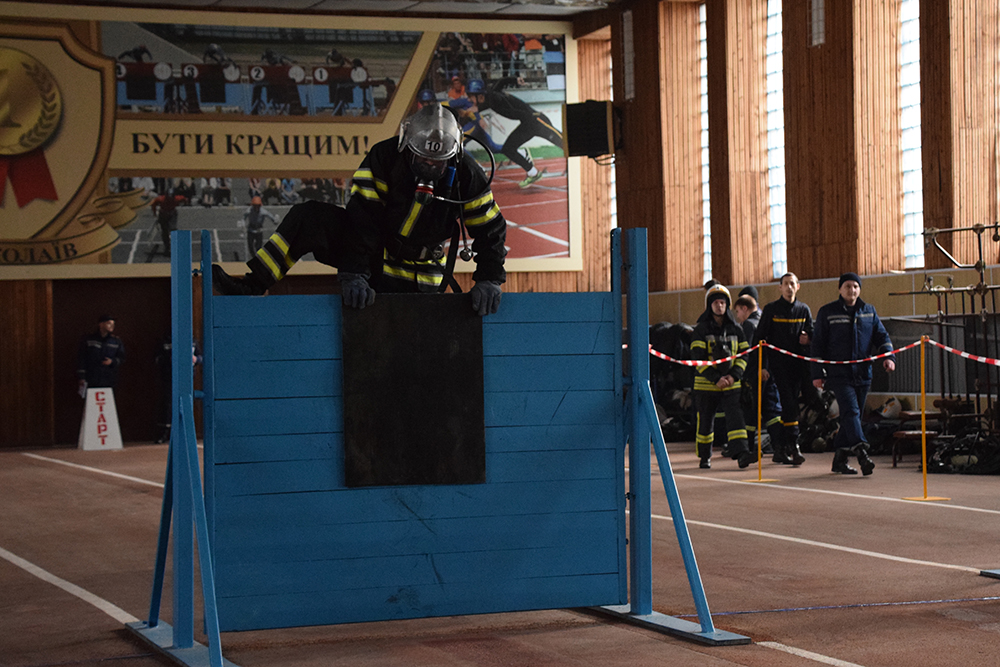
xmin=207 ymin=291 xmax=628 ymax=630
xmin=127 ymin=229 xmax=747 ymax=667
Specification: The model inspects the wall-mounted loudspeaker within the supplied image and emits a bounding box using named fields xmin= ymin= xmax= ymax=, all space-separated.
xmin=563 ymin=100 xmax=616 ymax=158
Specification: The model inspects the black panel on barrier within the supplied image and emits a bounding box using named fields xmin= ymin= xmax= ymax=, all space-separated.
xmin=342 ymin=294 xmax=485 ymax=487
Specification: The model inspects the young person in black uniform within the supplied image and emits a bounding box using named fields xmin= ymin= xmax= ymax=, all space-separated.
xmin=753 ymin=272 xmax=819 ymax=465
xmin=690 ymin=285 xmax=756 ymax=470
xmin=77 ymin=315 xmax=125 ymax=392
xmin=212 ymin=104 xmax=508 ymax=316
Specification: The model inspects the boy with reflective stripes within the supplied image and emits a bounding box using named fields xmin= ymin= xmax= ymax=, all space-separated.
xmin=690 ymin=285 xmax=756 ymax=470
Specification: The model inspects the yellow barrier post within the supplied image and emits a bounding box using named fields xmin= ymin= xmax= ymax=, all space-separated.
xmin=904 ymin=335 xmax=949 ymax=501
xmin=747 ymin=342 xmax=778 ymax=483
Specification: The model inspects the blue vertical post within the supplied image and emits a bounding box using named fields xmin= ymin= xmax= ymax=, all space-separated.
xmin=625 ymin=228 xmax=653 ymax=615
xmin=200 ymin=231 xmax=216 ymax=548
xmin=171 ymin=231 xmax=195 ymax=648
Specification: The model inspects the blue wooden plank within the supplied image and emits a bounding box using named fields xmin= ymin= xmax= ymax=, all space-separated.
xmin=217 ymin=573 xmax=623 ymax=632
xmin=214 ymin=511 xmax=619 ymax=567
xmin=214 ymin=425 xmax=616 ymax=464
xmin=213 ymin=294 xmax=342 ymax=328
xmin=487 ymin=424 xmax=620 ymax=452
xmin=484 ymin=355 xmax=613 ymax=392
xmin=487 ymin=292 xmax=615 ymax=323
xmin=215 ymin=433 xmax=342 ymax=464
xmin=213 ymin=479 xmax=620 ymax=527
xmin=217 ymin=540 xmax=619 ymax=597
xmin=488 ymin=449 xmax=617 ymax=483
xmin=485 ymin=390 xmax=616 ymax=427
xmin=215 ymin=397 xmax=341 ymax=436
xmin=213 ymin=448 xmax=615 ymax=496
xmin=483 ymin=322 xmax=616 ymax=356
xmin=215 ymin=360 xmax=342 ymax=399
xmin=213 ymin=326 xmax=340 ymax=365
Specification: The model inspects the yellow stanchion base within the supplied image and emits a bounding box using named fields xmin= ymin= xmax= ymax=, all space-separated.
xmin=902 ymin=496 xmax=950 ymax=501
xmin=745 ymin=478 xmax=780 ymax=483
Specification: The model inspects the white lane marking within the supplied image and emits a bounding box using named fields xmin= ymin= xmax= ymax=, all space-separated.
xmin=650 ymin=513 xmax=981 ymax=573
xmin=212 ymin=228 xmax=223 ymax=263
xmin=0 ymin=546 xmax=139 ymax=624
xmin=506 ymin=220 xmax=570 ymax=247
xmin=127 ymin=229 xmax=142 ymax=264
xmin=668 ymin=471 xmax=1000 ymax=516
xmin=759 ymin=641 xmax=866 ymax=667
xmin=20 ymin=453 xmax=163 ymax=488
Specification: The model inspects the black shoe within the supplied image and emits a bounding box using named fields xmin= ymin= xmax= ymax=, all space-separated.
xmin=699 ymin=459 xmax=711 ymax=469
xmin=858 ymin=457 xmax=874 ymax=476
xmin=737 ymin=449 xmax=758 ymax=469
xmin=212 ymin=264 xmax=266 ymax=296
xmin=832 ymin=460 xmax=858 ymax=474
xmin=789 ymin=446 xmax=806 ymax=466
xmin=772 ymin=450 xmax=793 ymax=465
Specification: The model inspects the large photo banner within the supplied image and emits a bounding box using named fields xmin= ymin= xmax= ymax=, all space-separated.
xmin=0 ymin=5 xmax=579 ymax=277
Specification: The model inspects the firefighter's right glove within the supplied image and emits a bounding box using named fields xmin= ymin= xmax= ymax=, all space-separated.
xmin=339 ymin=272 xmax=375 ymax=309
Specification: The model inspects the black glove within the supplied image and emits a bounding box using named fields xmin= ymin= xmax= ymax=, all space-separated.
xmin=339 ymin=272 xmax=375 ymax=309
xmin=470 ymin=280 xmax=502 ymax=316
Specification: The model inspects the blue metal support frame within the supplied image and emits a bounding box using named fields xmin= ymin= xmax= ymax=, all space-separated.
xmin=597 ymin=228 xmax=750 ymax=646
xmin=126 ymin=231 xmax=232 ymax=667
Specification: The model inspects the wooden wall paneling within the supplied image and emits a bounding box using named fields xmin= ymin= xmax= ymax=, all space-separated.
xmin=706 ymin=0 xmax=771 ymax=286
xmin=659 ymin=0 xmax=704 ymax=290
xmin=52 ymin=278 xmax=172 ymax=445
xmin=919 ymin=0 xmax=955 ymax=270
xmin=921 ymin=1 xmax=1000 ymax=270
xmin=854 ymin=0 xmax=903 ymax=275
xmin=611 ymin=0 xmax=668 ymax=291
xmin=0 ymin=280 xmax=54 ymax=447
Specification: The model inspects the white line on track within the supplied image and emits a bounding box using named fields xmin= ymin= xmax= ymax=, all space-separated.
xmin=506 ymin=220 xmax=570 ymax=246
xmin=127 ymin=229 xmax=142 ymax=264
xmin=650 ymin=512 xmax=981 ymax=573
xmin=0 ymin=546 xmax=139 ymax=624
xmin=759 ymin=641 xmax=866 ymax=667
xmin=20 ymin=453 xmax=163 ymax=488
xmin=668 ymin=471 xmax=1000 ymax=515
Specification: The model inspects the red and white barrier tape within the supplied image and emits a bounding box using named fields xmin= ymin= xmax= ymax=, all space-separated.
xmin=928 ymin=339 xmax=1000 ymax=367
xmin=648 ymin=339 xmax=919 ymax=368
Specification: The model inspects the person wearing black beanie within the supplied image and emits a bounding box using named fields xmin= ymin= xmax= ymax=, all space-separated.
xmin=811 ymin=273 xmax=895 ymax=475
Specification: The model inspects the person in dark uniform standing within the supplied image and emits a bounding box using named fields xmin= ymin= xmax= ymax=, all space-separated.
xmin=753 ymin=272 xmax=818 ymax=465
xmin=465 ymin=77 xmax=563 ymax=188
xmin=211 ymin=103 xmax=507 ymax=316
xmin=811 ymin=273 xmax=895 ymax=475
xmin=734 ymin=289 xmax=783 ymax=460
xmin=77 ymin=315 xmax=125 ymax=393
xmin=690 ymin=285 xmax=756 ymax=470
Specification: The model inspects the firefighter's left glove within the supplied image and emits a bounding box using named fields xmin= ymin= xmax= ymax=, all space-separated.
xmin=470 ymin=280 xmax=502 ymax=316
xmin=339 ymin=272 xmax=376 ymax=309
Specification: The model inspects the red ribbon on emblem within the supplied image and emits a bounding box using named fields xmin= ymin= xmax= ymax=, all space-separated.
xmin=0 ymin=147 xmax=59 ymax=208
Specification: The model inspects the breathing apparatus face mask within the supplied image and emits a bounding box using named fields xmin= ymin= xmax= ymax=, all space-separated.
xmin=398 ymin=104 xmax=462 ymax=187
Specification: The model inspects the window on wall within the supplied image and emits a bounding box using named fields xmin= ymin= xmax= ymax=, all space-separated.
xmin=766 ymin=0 xmax=787 ymax=278
xmin=900 ymin=0 xmax=924 ymax=268
xmin=699 ymin=3 xmax=712 ymax=283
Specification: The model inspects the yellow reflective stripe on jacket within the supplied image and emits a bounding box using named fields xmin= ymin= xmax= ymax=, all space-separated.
xmin=398 ymin=200 xmax=424 ymax=238
xmin=383 ymin=263 xmax=444 ymax=286
xmin=465 ymin=202 xmax=502 ymax=227
xmin=350 ymin=168 xmax=386 ymax=202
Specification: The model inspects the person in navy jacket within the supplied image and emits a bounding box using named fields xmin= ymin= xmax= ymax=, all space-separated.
xmin=811 ymin=273 xmax=896 ymax=475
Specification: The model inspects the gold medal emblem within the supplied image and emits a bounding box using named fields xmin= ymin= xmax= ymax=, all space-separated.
xmin=0 ymin=46 xmax=62 ymax=157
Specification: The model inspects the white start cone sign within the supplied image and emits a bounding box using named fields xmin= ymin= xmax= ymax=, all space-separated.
xmin=78 ymin=388 xmax=123 ymax=450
